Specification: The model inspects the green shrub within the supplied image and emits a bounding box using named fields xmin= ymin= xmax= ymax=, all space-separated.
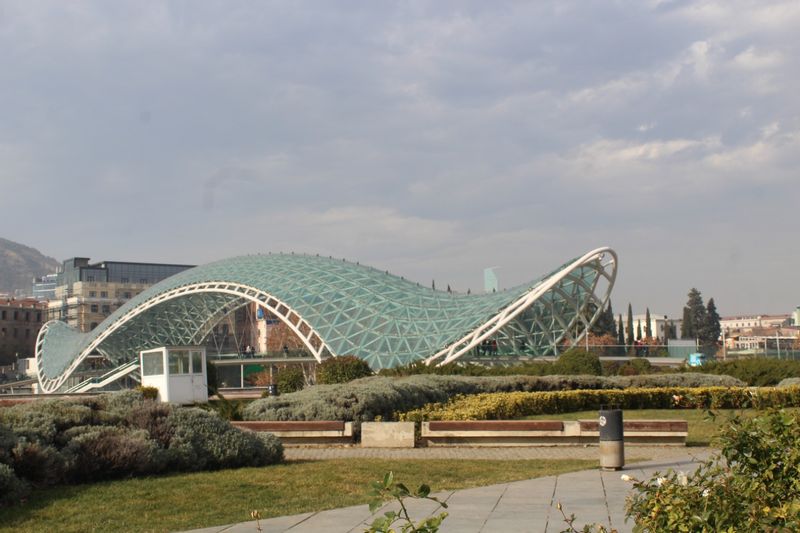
xmin=552 ymin=349 xmax=602 ymax=375
xmin=694 ymin=357 xmax=800 ymax=386
xmin=317 ymin=356 xmax=373 ymax=384
xmin=136 ymin=386 xmax=159 ymax=400
xmin=397 ymin=386 xmax=800 ymax=421
xmin=276 ymin=366 xmax=305 ymax=394
xmin=0 ymin=463 xmax=29 ymax=507
xmin=0 ymin=424 xmax=16 ymax=464
xmin=625 ymin=409 xmax=800 ymax=531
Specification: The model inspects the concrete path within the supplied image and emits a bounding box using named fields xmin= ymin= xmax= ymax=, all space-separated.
xmin=183 ymin=447 xmax=711 ymax=533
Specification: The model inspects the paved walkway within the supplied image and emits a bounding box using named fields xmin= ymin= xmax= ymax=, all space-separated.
xmin=184 ymin=447 xmax=711 ymax=533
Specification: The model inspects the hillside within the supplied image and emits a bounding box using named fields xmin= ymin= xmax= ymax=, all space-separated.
xmin=0 ymin=237 xmax=60 ymax=296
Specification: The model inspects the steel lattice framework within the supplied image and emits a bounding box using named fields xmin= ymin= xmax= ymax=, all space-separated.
xmin=35 ymin=248 xmax=617 ymax=393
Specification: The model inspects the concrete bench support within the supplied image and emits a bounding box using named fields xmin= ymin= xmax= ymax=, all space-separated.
xmin=361 ymin=422 xmax=415 ymax=448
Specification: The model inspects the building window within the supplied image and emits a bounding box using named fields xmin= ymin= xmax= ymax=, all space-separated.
xmin=89 ymin=291 xmax=96 ymax=297
xmin=123 ymin=292 xmax=132 ymax=299
xmin=1 ymin=328 xmax=5 ymax=337
xmin=13 ymin=328 xmax=18 ymax=338
xmin=121 ymin=277 xmax=129 ymax=283
xmin=90 ymin=304 xmax=99 ymax=313
xmin=1 ymin=310 xmax=5 ymax=320
xmin=36 ymin=312 xmax=42 ymax=322
xmin=101 ymin=305 xmax=110 ymax=314
xmin=13 ymin=311 xmax=18 ymax=320
xmin=25 ymin=329 xmax=30 ymax=338
xmin=139 ymin=278 xmax=148 ymax=284
xmin=101 ymin=291 xmax=108 ymax=298
xmin=25 ymin=311 xmax=30 ymax=321
xmin=87 ymin=275 xmax=95 ymax=282
xmin=90 ymin=322 xmax=98 ymax=329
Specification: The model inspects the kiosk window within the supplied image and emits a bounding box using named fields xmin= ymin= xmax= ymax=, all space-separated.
xmin=142 ymin=352 xmax=164 ymax=376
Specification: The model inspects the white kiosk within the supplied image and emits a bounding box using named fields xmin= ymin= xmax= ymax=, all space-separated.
xmin=139 ymin=346 xmax=208 ymax=404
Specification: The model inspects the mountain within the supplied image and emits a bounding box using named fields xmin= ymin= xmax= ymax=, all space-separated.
xmin=0 ymin=237 xmax=60 ymax=296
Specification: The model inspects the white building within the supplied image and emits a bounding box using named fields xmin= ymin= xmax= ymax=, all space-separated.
xmin=619 ymin=313 xmax=681 ymax=342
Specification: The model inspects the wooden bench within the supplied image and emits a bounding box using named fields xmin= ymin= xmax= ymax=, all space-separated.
xmin=421 ymin=419 xmax=687 ymax=447
xmin=232 ymin=421 xmax=354 ymax=445
xmin=578 ymin=420 xmax=688 ymax=445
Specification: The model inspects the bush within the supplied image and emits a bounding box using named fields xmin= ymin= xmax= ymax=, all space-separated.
xmin=62 ymin=426 xmax=165 ymax=482
xmin=397 ymin=386 xmax=800 ymax=421
xmin=0 ymin=391 xmax=284 ymax=505
xmin=625 ymin=409 xmax=800 ymax=531
xmin=136 ymin=386 xmax=159 ymax=400
xmin=694 ymin=357 xmax=800 ymax=386
xmin=276 ymin=366 xmax=305 ymax=394
xmin=317 ymin=356 xmax=373 ymax=384
xmin=552 ymin=350 xmax=602 ymax=375
xmin=168 ymin=408 xmax=283 ymax=470
xmin=778 ymin=377 xmax=800 ymax=387
xmin=0 ymin=463 xmax=29 ymax=507
xmin=243 ymin=374 xmax=745 ymax=425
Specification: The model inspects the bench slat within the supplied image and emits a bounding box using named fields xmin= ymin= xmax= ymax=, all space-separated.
xmin=233 ymin=421 xmax=345 ymax=432
xmin=428 ymin=420 xmax=563 ymax=432
xmin=578 ymin=420 xmax=688 ymax=432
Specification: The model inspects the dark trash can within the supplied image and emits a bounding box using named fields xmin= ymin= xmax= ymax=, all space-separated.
xmin=267 ymin=384 xmax=279 ymax=396
xmin=599 ymin=406 xmax=624 ymax=470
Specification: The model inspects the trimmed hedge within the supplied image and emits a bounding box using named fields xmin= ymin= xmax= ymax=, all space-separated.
xmin=316 ymin=355 xmax=373 ymax=384
xmin=0 ymin=391 xmax=283 ymax=506
xmin=243 ymin=373 xmax=745 ymax=426
xmin=397 ymin=386 xmax=800 ymax=421
xmin=693 ymin=358 xmax=800 ymax=386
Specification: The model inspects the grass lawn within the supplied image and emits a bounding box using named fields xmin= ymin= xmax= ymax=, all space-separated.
xmin=0 ymin=458 xmax=595 ymax=533
xmin=522 ymin=408 xmax=800 ymax=446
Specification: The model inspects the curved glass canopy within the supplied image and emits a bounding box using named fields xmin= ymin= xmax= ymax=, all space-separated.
xmin=35 ymin=248 xmax=617 ymax=393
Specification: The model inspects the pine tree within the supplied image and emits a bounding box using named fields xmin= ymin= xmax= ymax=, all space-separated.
xmin=645 ymin=308 xmax=652 ymax=339
xmin=626 ymin=303 xmax=634 ymax=346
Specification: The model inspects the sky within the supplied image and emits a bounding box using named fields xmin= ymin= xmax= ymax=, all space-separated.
xmin=1 ymin=1 xmax=798 ymax=318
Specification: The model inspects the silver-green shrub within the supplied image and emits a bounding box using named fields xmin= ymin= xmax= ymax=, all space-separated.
xmin=168 ymin=408 xmax=283 ymax=470
xmin=0 ymin=463 xmax=28 ymax=507
xmin=243 ymin=374 xmax=746 ymax=424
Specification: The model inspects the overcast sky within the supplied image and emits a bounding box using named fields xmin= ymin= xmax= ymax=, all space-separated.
xmin=2 ymin=1 xmax=798 ymax=317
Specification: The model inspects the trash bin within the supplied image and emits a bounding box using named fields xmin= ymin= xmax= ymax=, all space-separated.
xmin=599 ymin=406 xmax=624 ymax=470
xmin=267 ymin=384 xmax=279 ymax=396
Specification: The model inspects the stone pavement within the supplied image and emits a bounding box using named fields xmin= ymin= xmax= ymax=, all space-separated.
xmin=184 ymin=447 xmax=712 ymax=533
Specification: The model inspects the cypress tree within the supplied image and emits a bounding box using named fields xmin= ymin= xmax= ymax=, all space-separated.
xmin=617 ymin=314 xmax=625 ymax=346
xmin=645 ymin=308 xmax=652 ymax=339
xmin=607 ymin=301 xmax=617 ymax=338
xmin=684 ymin=288 xmax=706 ymax=342
xmin=626 ymin=303 xmax=634 ymax=346
xmin=681 ymin=306 xmax=692 ymax=339
xmin=636 ymin=319 xmax=642 ymax=341
xmin=703 ymin=298 xmax=721 ymax=348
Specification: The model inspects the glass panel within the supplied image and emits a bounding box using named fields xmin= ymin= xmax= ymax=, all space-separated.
xmin=142 ymin=352 xmax=164 ymax=376
xmin=191 ymin=351 xmax=203 ymax=374
xmin=168 ymin=350 xmax=190 ymax=374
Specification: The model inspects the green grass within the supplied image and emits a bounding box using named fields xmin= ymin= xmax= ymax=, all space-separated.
xmin=0 ymin=458 xmax=595 ymax=533
xmin=522 ymin=408 xmax=800 ymax=446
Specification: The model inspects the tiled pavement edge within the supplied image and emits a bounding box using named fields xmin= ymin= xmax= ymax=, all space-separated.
xmin=183 ymin=447 xmax=711 ymax=533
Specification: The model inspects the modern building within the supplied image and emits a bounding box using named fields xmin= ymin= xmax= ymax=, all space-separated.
xmin=47 ymin=258 xmax=195 ymax=333
xmin=34 ymin=248 xmax=617 ymax=393
xmin=32 ymin=273 xmax=58 ymax=300
xmin=0 ymin=297 xmax=47 ymax=364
